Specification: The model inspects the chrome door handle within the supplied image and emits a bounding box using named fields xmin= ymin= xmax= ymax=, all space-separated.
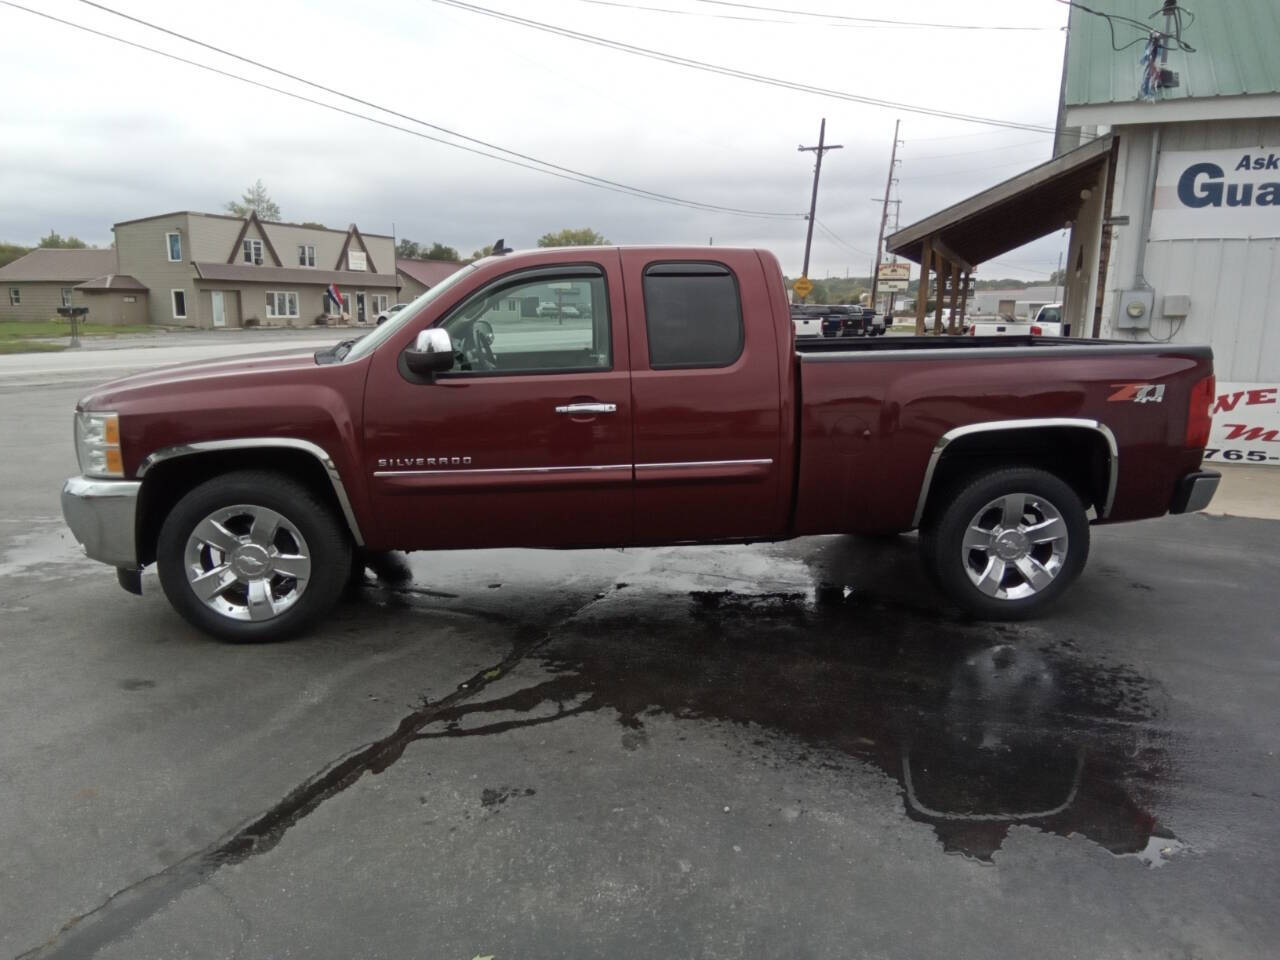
xmin=555 ymin=402 xmax=617 ymax=415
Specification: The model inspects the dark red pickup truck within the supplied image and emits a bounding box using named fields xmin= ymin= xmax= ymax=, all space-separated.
xmin=62 ymin=246 xmax=1219 ymax=640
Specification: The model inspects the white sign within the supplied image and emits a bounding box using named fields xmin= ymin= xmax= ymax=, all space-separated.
xmin=347 ymin=250 xmax=367 ymax=271
xmin=1206 ymin=381 xmax=1280 ymax=466
xmin=877 ymin=263 xmax=910 ymax=292
xmin=1151 ymin=148 xmax=1280 ymax=240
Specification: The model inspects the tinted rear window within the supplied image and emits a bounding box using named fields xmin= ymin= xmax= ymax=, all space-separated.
xmin=642 ymin=263 xmax=744 ymax=369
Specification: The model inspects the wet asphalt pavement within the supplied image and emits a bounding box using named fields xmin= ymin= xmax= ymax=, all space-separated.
xmin=2 ymin=377 xmax=1279 ymax=959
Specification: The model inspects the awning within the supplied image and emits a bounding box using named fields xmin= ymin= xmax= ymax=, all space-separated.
xmin=886 ymin=136 xmax=1114 ymax=268
xmin=192 ymin=262 xmax=398 ymax=288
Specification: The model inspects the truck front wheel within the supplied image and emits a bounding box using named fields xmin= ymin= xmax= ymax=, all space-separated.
xmin=920 ymin=467 xmax=1089 ymax=620
xmin=156 ymin=470 xmax=352 ymax=642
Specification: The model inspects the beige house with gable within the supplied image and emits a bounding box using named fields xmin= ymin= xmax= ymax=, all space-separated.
xmin=112 ymin=210 xmax=398 ymax=328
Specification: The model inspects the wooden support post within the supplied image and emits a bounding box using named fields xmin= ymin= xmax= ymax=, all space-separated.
xmin=948 ymin=262 xmax=960 ymax=334
xmin=958 ymin=272 xmax=970 ymax=333
xmin=933 ymin=255 xmax=946 ymax=335
xmin=915 ymin=237 xmax=931 ymax=336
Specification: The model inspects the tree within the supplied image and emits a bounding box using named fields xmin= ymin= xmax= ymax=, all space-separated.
xmin=1048 ymin=268 xmax=1066 ymax=287
xmin=537 ymin=227 xmax=608 ymax=248
xmin=424 ymin=242 xmax=460 ymax=262
xmin=37 ymin=230 xmax=89 ymax=249
xmin=226 ymin=179 xmax=281 ymax=220
xmin=0 ymin=243 xmax=31 ymax=268
xmin=469 ymin=244 xmax=494 ymax=260
xmin=396 ymin=239 xmax=421 ymax=259
xmin=298 ymin=221 xmax=326 ymax=230
xmin=807 ymin=280 xmax=831 ymax=304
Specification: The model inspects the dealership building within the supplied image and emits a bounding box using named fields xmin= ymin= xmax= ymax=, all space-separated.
xmin=888 ymin=0 xmax=1279 ymax=461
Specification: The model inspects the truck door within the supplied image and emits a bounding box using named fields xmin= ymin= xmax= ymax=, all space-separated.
xmin=362 ymin=256 xmax=633 ymax=549
xmin=621 ymin=251 xmax=782 ymax=544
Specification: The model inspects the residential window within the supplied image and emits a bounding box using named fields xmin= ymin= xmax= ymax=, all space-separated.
xmin=641 ymin=263 xmax=743 ymax=369
xmin=441 ymin=272 xmax=610 ymax=375
xmin=265 ymin=291 xmax=299 ymax=318
xmin=7 ymin=288 xmax=18 ymax=306
xmin=326 ymin=293 xmax=349 ymax=317
xmin=298 ymin=244 xmax=315 ymax=267
xmin=61 ymin=288 xmax=73 ymax=308
xmin=242 ymin=239 xmax=263 ymax=265
xmin=370 ymin=293 xmax=389 ymax=314
xmin=171 ymin=289 xmax=187 ymax=319
xmin=166 ymin=232 xmax=182 ymax=262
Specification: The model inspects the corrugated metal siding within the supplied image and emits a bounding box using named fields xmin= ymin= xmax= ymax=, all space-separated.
xmin=1100 ymin=119 xmax=1280 ymax=381
xmin=1066 ymin=0 xmax=1280 ymax=106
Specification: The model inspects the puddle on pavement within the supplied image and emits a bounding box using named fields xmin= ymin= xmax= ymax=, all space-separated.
xmin=0 ymin=519 xmax=98 ymax=579
xmin=416 ymin=538 xmax=1180 ymax=864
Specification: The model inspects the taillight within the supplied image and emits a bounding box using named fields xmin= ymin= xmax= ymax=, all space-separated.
xmin=1030 ymin=324 xmax=1043 ymax=336
xmin=1186 ymin=374 xmax=1215 ymax=448
xmin=968 ymin=325 xmax=975 ymax=336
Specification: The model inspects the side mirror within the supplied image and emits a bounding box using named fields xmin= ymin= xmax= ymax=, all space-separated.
xmin=403 ymin=328 xmax=454 ymax=377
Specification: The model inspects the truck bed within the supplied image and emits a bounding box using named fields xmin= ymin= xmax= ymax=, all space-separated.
xmin=794 ymin=334 xmax=1162 ymax=355
xmin=789 ymin=334 xmax=1213 ymax=536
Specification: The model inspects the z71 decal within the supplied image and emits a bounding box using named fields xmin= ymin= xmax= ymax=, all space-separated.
xmin=1108 ymin=383 xmax=1165 ymax=404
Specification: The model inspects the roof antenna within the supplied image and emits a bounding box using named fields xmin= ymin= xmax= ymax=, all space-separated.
xmin=492 ymin=238 xmax=513 ymax=255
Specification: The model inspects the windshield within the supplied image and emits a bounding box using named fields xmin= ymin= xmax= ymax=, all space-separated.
xmin=340 ymin=263 xmax=478 ymax=363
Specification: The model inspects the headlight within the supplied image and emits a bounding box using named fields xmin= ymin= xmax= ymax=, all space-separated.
xmin=75 ymin=411 xmax=124 ymax=478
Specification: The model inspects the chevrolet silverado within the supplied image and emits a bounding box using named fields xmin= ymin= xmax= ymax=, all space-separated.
xmin=62 ymin=246 xmax=1220 ymax=641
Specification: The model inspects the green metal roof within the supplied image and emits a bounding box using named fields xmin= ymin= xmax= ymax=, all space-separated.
xmin=1064 ymin=0 xmax=1280 ymax=105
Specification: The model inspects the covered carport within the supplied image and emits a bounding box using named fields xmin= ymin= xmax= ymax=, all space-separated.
xmin=886 ymin=135 xmax=1116 ymax=337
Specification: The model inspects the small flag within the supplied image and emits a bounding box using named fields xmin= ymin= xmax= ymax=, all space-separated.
xmin=326 ymin=282 xmax=343 ymax=308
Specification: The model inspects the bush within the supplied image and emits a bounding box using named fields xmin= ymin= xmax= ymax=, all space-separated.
xmin=314 ymin=313 xmax=328 ymax=326
xmin=244 ymin=316 xmax=260 ymax=328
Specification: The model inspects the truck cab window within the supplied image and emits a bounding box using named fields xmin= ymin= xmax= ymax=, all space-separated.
xmin=642 ymin=262 xmax=744 ymax=369
xmin=441 ymin=273 xmax=610 ymax=375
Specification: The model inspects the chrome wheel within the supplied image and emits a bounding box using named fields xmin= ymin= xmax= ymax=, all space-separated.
xmin=960 ymin=493 xmax=1068 ymax=601
xmin=183 ymin=504 xmax=311 ymax=621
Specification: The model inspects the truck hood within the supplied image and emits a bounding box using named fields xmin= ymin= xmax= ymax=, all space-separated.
xmin=77 ymin=346 xmax=332 ymax=410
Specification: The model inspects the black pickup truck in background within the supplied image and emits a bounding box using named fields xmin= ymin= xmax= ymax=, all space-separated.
xmin=791 ymin=303 xmax=886 ymax=338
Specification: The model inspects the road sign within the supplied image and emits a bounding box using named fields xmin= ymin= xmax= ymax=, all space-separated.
xmin=792 ymin=276 xmax=814 ymax=299
xmin=877 ymin=263 xmax=910 ymax=292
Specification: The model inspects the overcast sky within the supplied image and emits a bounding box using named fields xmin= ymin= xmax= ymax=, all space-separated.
xmin=1 ymin=0 xmax=1072 ymax=280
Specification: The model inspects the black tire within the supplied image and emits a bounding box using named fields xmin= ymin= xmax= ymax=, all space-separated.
xmin=919 ymin=466 xmax=1089 ymax=620
xmin=156 ymin=470 xmax=352 ymax=642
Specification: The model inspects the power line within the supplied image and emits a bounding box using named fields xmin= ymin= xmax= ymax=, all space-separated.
xmin=814 ymin=219 xmax=874 ymax=260
xmin=61 ymin=0 xmax=799 ymax=220
xmin=904 ymin=137 xmax=1050 ymax=162
xmin=1054 ymin=0 xmax=1196 ymax=53
xmin=694 ymin=0 xmax=1056 ymax=31
xmin=575 ymin=0 xmax=1054 ymax=30
xmin=433 ymin=0 xmax=1067 ymax=135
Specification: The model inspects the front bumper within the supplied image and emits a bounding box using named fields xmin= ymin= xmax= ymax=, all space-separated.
xmin=61 ymin=475 xmax=141 ymax=567
xmin=1170 ymin=469 xmax=1221 ymax=514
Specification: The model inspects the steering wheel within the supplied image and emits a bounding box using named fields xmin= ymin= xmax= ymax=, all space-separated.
xmin=470 ymin=319 xmax=498 ymax=370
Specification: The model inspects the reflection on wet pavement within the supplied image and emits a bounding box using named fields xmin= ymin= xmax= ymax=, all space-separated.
xmin=413 ymin=535 xmax=1180 ymax=863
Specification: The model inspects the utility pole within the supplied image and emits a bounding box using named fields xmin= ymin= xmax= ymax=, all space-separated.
xmin=1054 ymin=249 xmax=1063 ymax=302
xmin=884 ymin=199 xmax=902 ymax=318
xmin=798 ymin=118 xmax=842 ymax=288
xmin=869 ymin=119 xmax=902 ymax=311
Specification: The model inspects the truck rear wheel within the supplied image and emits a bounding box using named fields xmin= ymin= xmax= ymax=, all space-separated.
xmin=156 ymin=470 xmax=352 ymax=642
xmin=920 ymin=466 xmax=1089 ymax=620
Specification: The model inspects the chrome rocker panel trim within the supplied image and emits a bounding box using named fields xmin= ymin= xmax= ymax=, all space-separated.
xmin=911 ymin=418 xmax=1119 ymax=529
